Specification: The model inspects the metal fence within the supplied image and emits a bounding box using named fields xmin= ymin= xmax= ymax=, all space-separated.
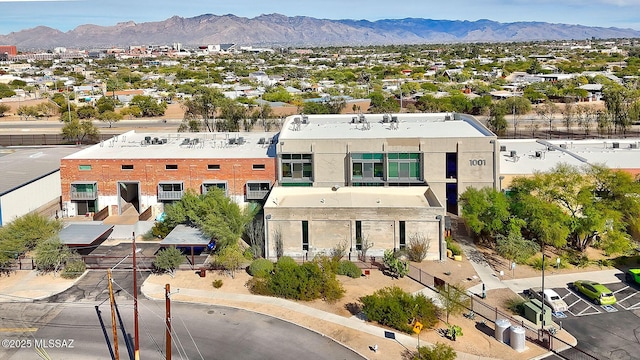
xmin=82 ymin=255 xmax=155 ymax=270
xmin=406 ymin=264 xmax=600 ymax=360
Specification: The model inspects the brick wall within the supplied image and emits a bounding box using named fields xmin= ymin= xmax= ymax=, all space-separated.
xmin=60 ymin=157 xmax=277 ymax=202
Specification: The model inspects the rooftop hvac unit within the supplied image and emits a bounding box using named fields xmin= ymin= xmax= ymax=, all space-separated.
xmin=444 ymin=115 xmax=451 ymax=121
xmin=631 ymin=143 xmax=638 ymax=149
xmin=510 ymin=150 xmax=517 ymax=157
xmin=293 ymin=116 xmax=301 ymax=124
xmin=237 ymin=137 xmax=245 ymax=145
xmin=144 ymin=136 xmax=151 ymax=144
xmin=559 ymin=144 xmax=566 ymax=149
xmin=351 ymin=116 xmax=358 ymax=123
xmin=391 ymin=116 xmax=398 ymax=123
xmin=500 ymin=145 xmax=507 ymax=152
xmin=613 ymin=142 xmax=620 ymax=149
xmin=258 ymin=137 xmax=266 ymax=145
xmin=302 ymin=115 xmax=309 ymax=124
xmin=453 ymin=113 xmax=461 ymax=120
xmin=161 ymin=138 xmax=167 ymax=144
xmin=228 ymin=138 xmax=237 ymax=145
xmin=535 ymin=151 xmax=542 ymax=158
xmin=181 ymin=138 xmax=190 ymax=145
xmin=382 ymin=114 xmax=390 ymax=123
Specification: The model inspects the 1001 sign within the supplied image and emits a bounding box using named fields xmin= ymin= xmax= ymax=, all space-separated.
xmin=469 ymin=159 xmax=486 ymax=166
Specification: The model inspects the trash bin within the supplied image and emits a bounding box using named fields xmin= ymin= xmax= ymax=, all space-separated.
xmin=199 ymin=268 xmax=206 ymax=277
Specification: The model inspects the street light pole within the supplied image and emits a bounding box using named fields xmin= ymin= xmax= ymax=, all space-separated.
xmin=132 ymin=232 xmax=140 ymax=360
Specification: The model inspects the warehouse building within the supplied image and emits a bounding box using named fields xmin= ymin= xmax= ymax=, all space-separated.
xmin=60 ymin=131 xmax=277 ymax=218
xmin=0 ymin=147 xmax=80 ymax=226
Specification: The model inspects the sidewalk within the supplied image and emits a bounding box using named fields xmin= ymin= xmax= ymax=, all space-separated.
xmin=141 ymin=280 xmax=497 ymax=360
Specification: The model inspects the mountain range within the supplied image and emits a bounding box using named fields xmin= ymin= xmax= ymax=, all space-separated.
xmin=2 ymin=13 xmax=640 ymax=49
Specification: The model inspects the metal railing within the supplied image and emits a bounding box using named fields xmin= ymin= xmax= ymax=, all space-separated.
xmin=157 ymin=190 xmax=184 ymax=201
xmin=70 ymin=190 xmax=98 ymax=200
xmin=406 ymin=263 xmax=600 ymax=360
xmin=245 ymin=189 xmax=270 ymax=200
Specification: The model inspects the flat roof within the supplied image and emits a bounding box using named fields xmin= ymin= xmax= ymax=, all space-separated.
xmin=499 ymin=138 xmax=640 ymax=175
xmin=64 ymin=130 xmax=278 ymax=160
xmin=278 ymin=113 xmax=495 ymax=141
xmin=0 ymin=146 xmax=82 ymax=196
xmin=264 ymin=186 xmax=442 ymax=209
xmin=160 ymin=224 xmax=211 ymax=246
xmin=59 ymin=223 xmax=114 ymax=246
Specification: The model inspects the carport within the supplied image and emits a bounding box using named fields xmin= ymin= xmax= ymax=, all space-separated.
xmin=59 ymin=223 xmax=114 ymax=255
xmin=160 ymin=225 xmax=212 ymax=267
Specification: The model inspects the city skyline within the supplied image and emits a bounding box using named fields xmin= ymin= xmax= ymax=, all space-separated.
xmin=1 ymin=0 xmax=639 ymax=36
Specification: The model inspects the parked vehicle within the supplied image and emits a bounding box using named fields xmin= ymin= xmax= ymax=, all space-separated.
xmin=525 ymin=287 xmax=568 ymax=312
xmin=625 ymin=269 xmax=640 ymax=285
xmin=570 ymin=280 xmax=616 ymax=305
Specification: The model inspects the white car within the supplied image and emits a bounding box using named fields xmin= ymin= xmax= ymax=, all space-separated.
xmin=526 ymin=288 xmax=568 ymax=313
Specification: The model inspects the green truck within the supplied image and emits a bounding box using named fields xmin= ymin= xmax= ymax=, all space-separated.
xmin=626 ymin=269 xmax=640 ymax=285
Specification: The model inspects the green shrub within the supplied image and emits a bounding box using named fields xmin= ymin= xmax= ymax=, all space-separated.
xmin=406 ymin=233 xmax=431 ymax=262
xmin=505 ymin=296 xmax=527 ymax=316
xmin=61 ymin=259 xmax=86 ymax=279
xmin=247 ymin=255 xmax=344 ymax=302
xmin=248 ymin=258 xmax=274 ymax=278
xmin=212 ymin=279 xmax=223 ymax=288
xmin=360 ymin=286 xmax=439 ymax=333
xmin=561 ymin=250 xmax=590 ymax=268
xmin=337 ymin=260 xmax=362 ymax=278
xmin=383 ymin=249 xmax=408 ymax=278
xmin=446 ymin=238 xmax=462 ymax=256
xmin=596 ymin=258 xmax=613 ymax=268
xmin=409 ymin=342 xmax=456 ymax=360
xmin=528 ymin=255 xmax=550 ymax=270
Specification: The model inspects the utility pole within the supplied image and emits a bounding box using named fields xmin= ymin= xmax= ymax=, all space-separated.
xmin=133 ymin=233 xmax=140 ymax=360
xmin=107 ymin=269 xmax=120 ymax=360
xmin=165 ymin=284 xmax=172 ymax=360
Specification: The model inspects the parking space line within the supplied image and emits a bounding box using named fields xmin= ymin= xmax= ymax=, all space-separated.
xmin=567 ymin=299 xmax=582 ymax=307
xmin=613 ymin=286 xmax=629 ymax=295
xmin=617 ymin=292 xmax=638 ymax=304
xmin=627 ymin=303 xmax=640 ymax=310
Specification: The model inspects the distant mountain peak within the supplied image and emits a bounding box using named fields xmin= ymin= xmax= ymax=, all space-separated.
xmin=1 ymin=13 xmax=638 ymax=50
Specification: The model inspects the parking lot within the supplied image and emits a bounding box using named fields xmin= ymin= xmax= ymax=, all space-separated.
xmin=544 ymin=281 xmax=640 ymax=319
xmin=534 ymin=279 xmax=640 ymax=359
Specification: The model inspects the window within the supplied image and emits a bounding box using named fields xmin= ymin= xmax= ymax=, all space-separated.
xmin=387 ymin=153 xmax=421 ymax=180
xmin=158 ymin=182 xmax=184 ymax=201
xmin=207 ymin=164 xmax=220 ymax=170
xmin=79 ymin=164 xmax=92 ymax=171
xmin=399 ymin=221 xmax=406 ymax=249
xmin=202 ymin=182 xmax=227 ymax=195
xmin=446 ymin=153 xmax=457 ymax=179
xmin=121 ymin=164 xmax=134 ymax=170
xmin=281 ymin=153 xmax=312 ymax=182
xmin=165 ymin=164 xmax=178 ymax=170
xmin=355 ymin=220 xmax=362 ymax=249
xmin=253 ymin=164 xmax=266 ymax=170
xmin=351 ymin=153 xmax=384 ymax=181
xmin=302 ymin=221 xmax=309 ymax=251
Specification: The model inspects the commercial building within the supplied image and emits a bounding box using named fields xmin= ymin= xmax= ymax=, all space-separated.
xmin=264 ymin=112 xmax=498 ymax=260
xmin=498 ymin=139 xmax=640 ymax=189
xmin=60 ymin=131 xmax=277 ymax=218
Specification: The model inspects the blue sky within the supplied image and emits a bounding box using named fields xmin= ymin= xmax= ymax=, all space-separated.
xmin=1 ymin=0 xmax=639 ymax=35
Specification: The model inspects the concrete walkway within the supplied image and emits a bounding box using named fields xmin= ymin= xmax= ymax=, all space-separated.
xmin=141 ymin=281 xmax=497 ymax=360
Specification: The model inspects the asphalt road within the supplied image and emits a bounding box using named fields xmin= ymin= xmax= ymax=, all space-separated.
xmin=0 ymin=119 xmax=182 ymax=132
xmin=1 ymin=301 xmax=365 ymax=360
xmin=2 ymin=269 xmax=365 ymax=360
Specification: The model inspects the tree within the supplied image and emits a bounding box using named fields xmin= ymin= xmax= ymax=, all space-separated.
xmin=77 ymin=105 xmax=98 ymax=119
xmin=98 ymin=110 xmax=123 ymax=128
xmin=153 ymin=247 xmax=184 ymax=276
xmin=459 ymin=187 xmax=510 ymax=244
xmin=180 ymin=87 xmax=226 ymax=132
xmin=129 ymin=95 xmax=166 ymax=117
xmin=96 ymin=96 xmax=117 ymax=113
xmin=487 ymin=102 xmax=508 ymax=136
xmin=157 ymin=189 xmax=258 ymax=251
xmin=34 ymin=238 xmax=71 ymax=273
xmin=435 ymin=283 xmax=471 ymax=324
xmin=215 ymin=244 xmax=246 ymax=278
xmin=360 ymin=286 xmax=439 ymax=333
xmin=61 ymin=118 xmax=100 ymax=144
xmin=0 ymin=83 xmax=15 ymax=98
xmin=496 ymin=231 xmax=540 ymax=264
xmin=503 ymin=97 xmax=532 ymax=137
xmin=120 ymin=105 xmax=142 ymax=119
xmin=535 ymin=101 xmax=559 ymax=138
